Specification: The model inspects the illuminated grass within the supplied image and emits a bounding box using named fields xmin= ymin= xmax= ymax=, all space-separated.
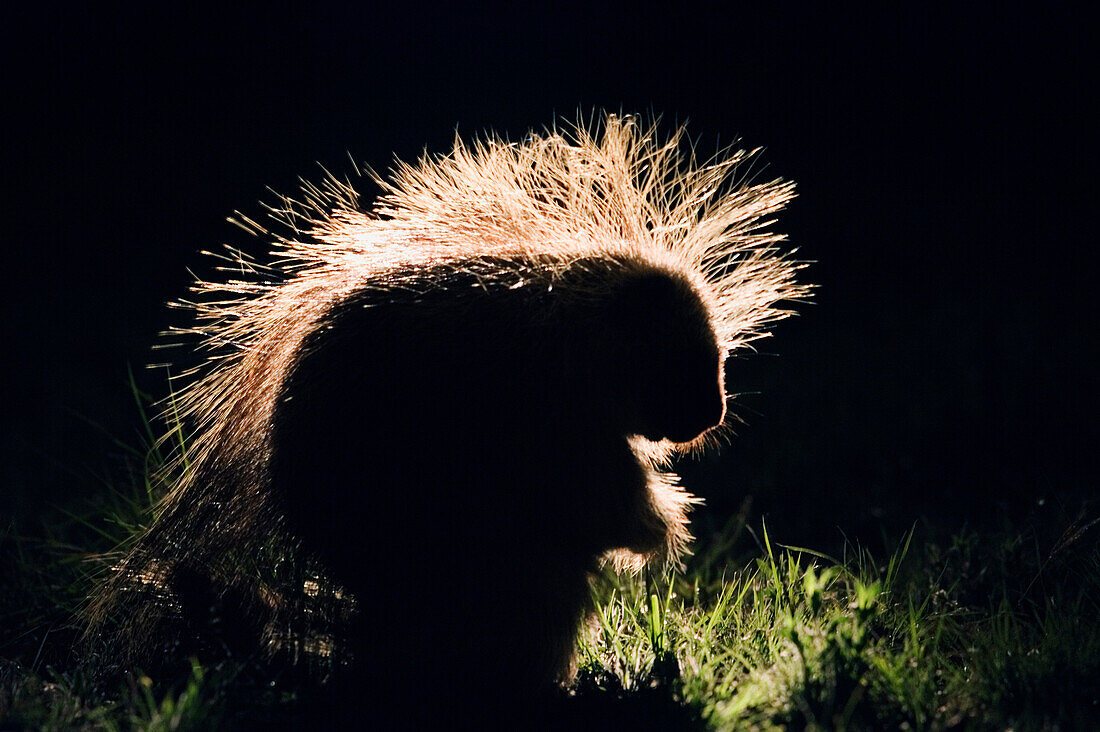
xmin=2 ymin=514 xmax=1098 ymax=729
xmin=576 ymin=520 xmax=1099 ymax=730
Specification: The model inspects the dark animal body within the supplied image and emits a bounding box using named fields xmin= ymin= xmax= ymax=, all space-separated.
xmin=82 ymin=115 xmax=806 ymax=725
xmin=275 ymin=256 xmax=722 ymax=698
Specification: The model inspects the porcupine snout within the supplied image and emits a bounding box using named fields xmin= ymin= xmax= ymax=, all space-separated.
xmin=654 ymin=349 xmax=726 ymax=444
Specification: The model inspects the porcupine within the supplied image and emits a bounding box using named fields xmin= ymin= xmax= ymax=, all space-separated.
xmin=83 ymin=113 xmax=808 ymax=716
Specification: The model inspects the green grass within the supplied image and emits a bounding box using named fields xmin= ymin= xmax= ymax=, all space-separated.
xmin=2 ymin=385 xmax=1097 ymax=728
xmin=5 ymin=514 xmax=1096 ymax=729
xmin=573 ymin=516 xmax=1100 ymax=730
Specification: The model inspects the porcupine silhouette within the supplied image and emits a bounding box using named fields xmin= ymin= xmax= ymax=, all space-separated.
xmin=83 ymin=113 xmax=808 ymax=719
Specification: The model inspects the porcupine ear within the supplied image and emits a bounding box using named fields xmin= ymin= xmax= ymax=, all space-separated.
xmin=603 ymin=270 xmax=726 ymax=444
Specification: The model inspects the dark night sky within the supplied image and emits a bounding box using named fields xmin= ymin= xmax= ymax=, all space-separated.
xmin=3 ymin=4 xmax=1094 ymax=541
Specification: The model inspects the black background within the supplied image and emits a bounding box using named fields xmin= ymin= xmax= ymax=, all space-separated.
xmin=3 ymin=4 xmax=1094 ymax=548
